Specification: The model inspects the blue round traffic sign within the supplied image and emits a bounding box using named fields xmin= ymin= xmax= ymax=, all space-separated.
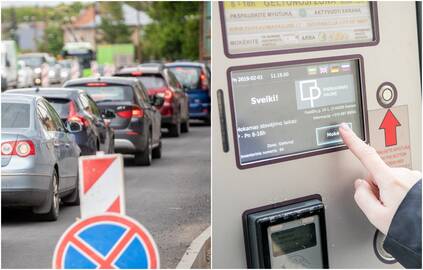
xmin=53 ymin=214 xmax=159 ymax=269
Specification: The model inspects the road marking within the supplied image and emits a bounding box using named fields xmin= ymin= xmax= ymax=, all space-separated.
xmin=176 ymin=226 xmax=211 ymax=269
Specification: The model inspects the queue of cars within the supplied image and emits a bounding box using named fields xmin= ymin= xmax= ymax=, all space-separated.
xmin=1 ymin=60 xmax=208 ymax=221
xmin=1 ymin=40 xmax=81 ymax=91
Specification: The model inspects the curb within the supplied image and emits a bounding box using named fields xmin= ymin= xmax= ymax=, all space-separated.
xmin=176 ymin=226 xmax=211 ymax=269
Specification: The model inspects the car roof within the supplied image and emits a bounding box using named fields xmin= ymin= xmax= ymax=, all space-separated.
xmin=1 ymin=93 xmax=42 ymax=104
xmin=6 ymin=88 xmax=84 ymax=99
xmin=64 ymin=76 xmax=140 ymax=86
xmin=165 ymin=61 xmax=205 ymax=68
xmin=139 ymin=63 xmax=164 ymax=68
xmin=18 ymin=53 xmax=49 ymax=57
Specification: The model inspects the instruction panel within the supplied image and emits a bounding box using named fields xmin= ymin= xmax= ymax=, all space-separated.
xmin=222 ymin=1 xmax=375 ymax=55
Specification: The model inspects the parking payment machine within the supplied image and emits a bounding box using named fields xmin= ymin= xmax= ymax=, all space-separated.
xmin=212 ymin=1 xmax=421 ymax=268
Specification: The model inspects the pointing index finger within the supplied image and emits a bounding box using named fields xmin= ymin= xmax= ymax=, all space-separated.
xmin=339 ymin=123 xmax=391 ymax=184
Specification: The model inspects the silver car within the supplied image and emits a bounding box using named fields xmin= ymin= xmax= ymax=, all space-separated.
xmin=1 ymin=94 xmax=81 ymax=221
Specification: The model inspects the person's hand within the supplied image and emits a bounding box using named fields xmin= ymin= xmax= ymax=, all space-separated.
xmin=339 ymin=123 xmax=421 ymax=235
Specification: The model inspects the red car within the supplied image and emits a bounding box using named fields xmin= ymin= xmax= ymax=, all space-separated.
xmin=114 ymin=64 xmax=190 ymax=137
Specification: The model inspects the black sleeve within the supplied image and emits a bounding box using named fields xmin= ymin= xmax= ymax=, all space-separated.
xmin=383 ymin=180 xmax=422 ymax=269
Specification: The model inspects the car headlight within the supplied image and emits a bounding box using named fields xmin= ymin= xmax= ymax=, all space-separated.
xmin=60 ymin=71 xmax=69 ymax=78
xmin=34 ymin=67 xmax=41 ymax=73
xmin=49 ymin=70 xmax=55 ymax=76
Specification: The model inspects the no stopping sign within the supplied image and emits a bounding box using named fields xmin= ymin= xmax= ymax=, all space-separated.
xmin=52 ymin=214 xmax=159 ymax=269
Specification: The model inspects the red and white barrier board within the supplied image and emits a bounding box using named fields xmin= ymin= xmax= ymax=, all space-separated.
xmin=78 ymin=154 xmax=125 ymax=218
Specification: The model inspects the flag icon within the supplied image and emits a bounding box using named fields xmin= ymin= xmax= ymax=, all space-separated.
xmin=330 ymin=65 xmax=340 ymax=73
xmin=341 ymin=63 xmax=351 ymax=72
xmin=319 ymin=65 xmax=328 ymax=74
xmin=308 ymin=66 xmax=317 ymax=75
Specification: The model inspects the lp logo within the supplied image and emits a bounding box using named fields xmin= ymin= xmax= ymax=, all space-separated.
xmin=299 ymin=80 xmax=321 ymax=108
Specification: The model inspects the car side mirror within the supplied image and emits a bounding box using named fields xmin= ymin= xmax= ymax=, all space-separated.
xmin=65 ymin=120 xmax=83 ymax=133
xmin=152 ymin=95 xmax=165 ymax=107
xmin=102 ymin=109 xmax=116 ymax=119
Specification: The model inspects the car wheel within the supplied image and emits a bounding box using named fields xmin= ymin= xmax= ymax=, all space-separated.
xmin=62 ymin=174 xmax=80 ymax=206
xmin=168 ymin=121 xmax=181 ymax=137
xmin=152 ymin=141 xmax=162 ymax=159
xmin=181 ymin=120 xmax=190 ymax=133
xmin=40 ymin=169 xmax=60 ymax=221
xmin=134 ymin=134 xmax=152 ymax=166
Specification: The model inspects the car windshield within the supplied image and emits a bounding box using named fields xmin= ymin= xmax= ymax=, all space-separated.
xmin=75 ymin=85 xmax=134 ymax=103
xmin=1 ymin=103 xmax=31 ymax=128
xmin=168 ymin=66 xmax=201 ymax=89
xmin=18 ymin=56 xmax=43 ymax=68
xmin=45 ymin=98 xmax=73 ymax=119
xmin=138 ymin=75 xmax=167 ymax=90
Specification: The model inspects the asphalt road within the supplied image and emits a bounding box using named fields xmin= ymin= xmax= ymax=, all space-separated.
xmin=1 ymin=125 xmax=211 ymax=269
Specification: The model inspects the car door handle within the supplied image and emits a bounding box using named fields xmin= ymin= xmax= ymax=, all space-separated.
xmin=53 ymin=142 xmax=60 ymax=148
xmin=65 ymin=143 xmax=70 ymax=148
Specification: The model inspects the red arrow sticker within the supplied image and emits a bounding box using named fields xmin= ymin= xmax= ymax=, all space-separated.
xmin=379 ymin=109 xmax=401 ymax=147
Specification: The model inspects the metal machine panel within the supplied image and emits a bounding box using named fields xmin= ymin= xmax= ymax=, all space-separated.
xmin=212 ymin=1 xmax=421 ymax=268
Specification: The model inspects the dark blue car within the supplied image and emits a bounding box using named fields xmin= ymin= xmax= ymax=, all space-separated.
xmin=165 ymin=62 xmax=211 ymax=125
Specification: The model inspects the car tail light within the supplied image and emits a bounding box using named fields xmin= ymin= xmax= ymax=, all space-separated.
xmin=67 ymin=101 xmax=89 ymax=127
xmin=200 ymin=70 xmax=208 ymax=90
xmin=85 ymin=82 xmax=108 ymax=87
xmin=132 ymin=106 xmax=144 ymax=118
xmin=1 ymin=140 xmax=35 ymax=157
xmin=117 ymin=109 xmax=133 ymax=119
xmin=16 ymin=141 xmax=35 ymax=157
xmin=117 ymin=107 xmax=144 ymax=119
xmin=1 ymin=141 xmax=15 ymax=155
xmin=164 ymin=89 xmax=173 ymax=101
xmin=131 ymin=71 xmax=142 ymax=76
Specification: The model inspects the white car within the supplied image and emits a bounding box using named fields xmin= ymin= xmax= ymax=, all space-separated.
xmin=1 ymin=40 xmax=18 ymax=91
xmin=17 ymin=60 xmax=34 ymax=88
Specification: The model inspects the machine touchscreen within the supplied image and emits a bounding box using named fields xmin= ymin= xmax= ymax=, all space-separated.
xmin=229 ymin=56 xmax=366 ymax=167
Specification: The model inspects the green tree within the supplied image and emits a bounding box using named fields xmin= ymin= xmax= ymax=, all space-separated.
xmin=1 ymin=3 xmax=86 ymax=55
xmin=141 ymin=1 xmax=200 ymax=61
xmin=98 ymin=2 xmax=131 ymax=44
xmin=37 ymin=25 xmax=64 ymax=56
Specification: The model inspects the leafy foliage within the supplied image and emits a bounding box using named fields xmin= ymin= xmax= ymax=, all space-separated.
xmin=1 ymin=2 xmax=202 ymax=61
xmin=1 ymin=3 xmax=86 ymax=53
xmin=140 ymin=1 xmax=200 ymax=61
xmin=37 ymin=25 xmax=64 ymax=56
xmin=98 ymin=2 xmax=131 ymax=44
